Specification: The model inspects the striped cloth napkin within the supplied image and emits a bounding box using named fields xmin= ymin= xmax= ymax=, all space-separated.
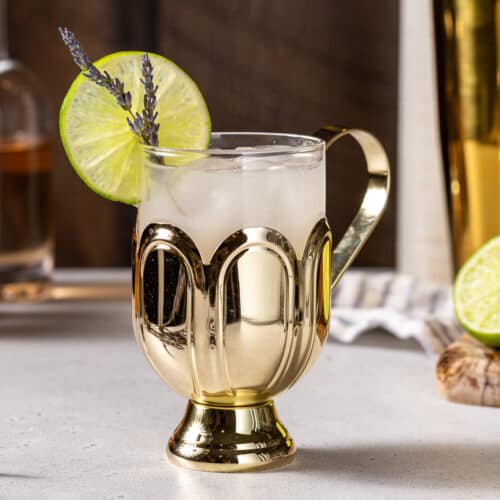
xmin=330 ymin=270 xmax=462 ymax=355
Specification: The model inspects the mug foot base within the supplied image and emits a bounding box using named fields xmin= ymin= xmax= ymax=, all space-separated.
xmin=167 ymin=400 xmax=295 ymax=472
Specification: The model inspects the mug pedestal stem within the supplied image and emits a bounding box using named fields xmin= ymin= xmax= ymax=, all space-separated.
xmin=167 ymin=400 xmax=295 ymax=472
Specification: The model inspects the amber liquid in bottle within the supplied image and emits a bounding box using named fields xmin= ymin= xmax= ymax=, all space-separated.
xmin=0 ymin=138 xmax=53 ymax=300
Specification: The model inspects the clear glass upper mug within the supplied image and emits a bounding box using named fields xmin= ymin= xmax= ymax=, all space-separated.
xmin=132 ymin=128 xmax=390 ymax=472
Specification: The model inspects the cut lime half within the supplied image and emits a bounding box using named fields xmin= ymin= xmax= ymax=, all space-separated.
xmin=59 ymin=51 xmax=211 ymax=204
xmin=453 ymin=236 xmax=500 ymax=347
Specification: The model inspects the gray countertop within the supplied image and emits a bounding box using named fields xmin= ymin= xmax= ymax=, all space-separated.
xmin=1 ymin=271 xmax=499 ymax=500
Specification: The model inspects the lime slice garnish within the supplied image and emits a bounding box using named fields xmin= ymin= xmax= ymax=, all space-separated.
xmin=59 ymin=51 xmax=211 ymax=204
xmin=453 ymin=236 xmax=500 ymax=347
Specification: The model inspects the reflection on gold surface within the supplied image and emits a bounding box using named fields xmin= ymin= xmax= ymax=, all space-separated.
xmin=134 ymin=220 xmax=332 ymax=409
xmin=436 ymin=0 xmax=500 ymax=269
xmin=167 ymin=400 xmax=295 ymax=472
xmin=133 ymin=220 xmax=331 ymax=470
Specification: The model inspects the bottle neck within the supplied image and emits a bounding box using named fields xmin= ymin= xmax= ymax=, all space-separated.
xmin=0 ymin=0 xmax=8 ymax=60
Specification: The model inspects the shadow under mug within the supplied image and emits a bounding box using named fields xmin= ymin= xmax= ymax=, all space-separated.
xmin=132 ymin=126 xmax=390 ymax=472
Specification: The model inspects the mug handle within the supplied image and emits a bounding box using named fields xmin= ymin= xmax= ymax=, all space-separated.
xmin=314 ymin=125 xmax=391 ymax=289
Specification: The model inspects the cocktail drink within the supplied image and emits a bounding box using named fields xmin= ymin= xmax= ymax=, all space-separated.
xmin=57 ymin=31 xmax=390 ymax=472
xmin=132 ymin=128 xmax=390 ymax=471
xmin=138 ymin=133 xmax=325 ymax=262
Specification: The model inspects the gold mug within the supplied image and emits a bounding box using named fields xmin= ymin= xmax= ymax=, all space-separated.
xmin=132 ymin=127 xmax=390 ymax=472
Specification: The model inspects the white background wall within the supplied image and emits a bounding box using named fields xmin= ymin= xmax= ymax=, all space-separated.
xmin=397 ymin=0 xmax=452 ymax=283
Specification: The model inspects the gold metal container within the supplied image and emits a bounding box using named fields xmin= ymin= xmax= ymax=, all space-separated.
xmin=435 ymin=0 xmax=500 ymax=270
xmin=132 ymin=128 xmax=390 ymax=472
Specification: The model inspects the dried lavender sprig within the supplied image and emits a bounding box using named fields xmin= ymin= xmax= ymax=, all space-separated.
xmin=140 ymin=54 xmax=160 ymax=147
xmin=58 ymin=27 xmax=158 ymax=146
xmin=58 ymin=27 xmax=134 ymax=115
xmin=125 ymin=54 xmax=160 ymax=147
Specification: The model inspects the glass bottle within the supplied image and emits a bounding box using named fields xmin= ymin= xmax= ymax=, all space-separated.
xmin=0 ymin=0 xmax=53 ymax=301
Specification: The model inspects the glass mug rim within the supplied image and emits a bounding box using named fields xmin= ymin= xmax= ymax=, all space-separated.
xmin=143 ymin=131 xmax=324 ymax=163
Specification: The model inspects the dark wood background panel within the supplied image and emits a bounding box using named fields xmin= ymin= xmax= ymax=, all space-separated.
xmin=8 ymin=0 xmax=127 ymax=266
xmin=7 ymin=0 xmax=398 ymax=267
xmin=157 ymin=0 xmax=399 ymax=266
